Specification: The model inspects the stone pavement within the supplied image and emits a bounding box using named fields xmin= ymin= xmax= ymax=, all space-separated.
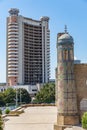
xmin=65 ymin=126 xmax=84 ymax=130
xmin=4 ymin=106 xmax=57 ymax=130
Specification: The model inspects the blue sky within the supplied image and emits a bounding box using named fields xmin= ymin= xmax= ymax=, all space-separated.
xmin=0 ymin=0 xmax=87 ymax=82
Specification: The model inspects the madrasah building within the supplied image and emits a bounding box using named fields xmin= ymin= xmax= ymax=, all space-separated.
xmin=55 ymin=26 xmax=87 ymax=130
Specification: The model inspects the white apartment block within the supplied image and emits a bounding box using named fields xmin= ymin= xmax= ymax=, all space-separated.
xmin=6 ymin=8 xmax=50 ymax=86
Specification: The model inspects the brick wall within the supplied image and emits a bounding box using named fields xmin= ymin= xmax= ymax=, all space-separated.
xmin=74 ymin=64 xmax=87 ymax=118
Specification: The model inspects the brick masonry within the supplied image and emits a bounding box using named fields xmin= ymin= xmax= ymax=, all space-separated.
xmin=74 ymin=64 xmax=87 ymax=118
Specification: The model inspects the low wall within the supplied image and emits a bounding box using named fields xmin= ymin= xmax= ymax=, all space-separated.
xmin=21 ymin=103 xmax=55 ymax=108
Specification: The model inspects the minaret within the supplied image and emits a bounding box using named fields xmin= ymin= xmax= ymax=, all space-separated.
xmin=54 ymin=27 xmax=79 ymax=130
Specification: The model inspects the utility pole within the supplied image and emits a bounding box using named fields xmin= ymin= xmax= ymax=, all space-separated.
xmin=20 ymin=88 xmax=22 ymax=105
xmin=16 ymin=87 xmax=18 ymax=108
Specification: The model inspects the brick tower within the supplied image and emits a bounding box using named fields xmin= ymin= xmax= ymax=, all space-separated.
xmin=54 ymin=26 xmax=79 ymax=130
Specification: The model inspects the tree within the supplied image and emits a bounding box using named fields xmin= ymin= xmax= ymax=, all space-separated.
xmin=0 ymin=93 xmax=5 ymax=107
xmin=17 ymin=88 xmax=31 ymax=104
xmin=0 ymin=87 xmax=31 ymax=108
xmin=34 ymin=83 xmax=55 ymax=103
xmin=4 ymin=88 xmax=16 ymax=105
xmin=0 ymin=110 xmax=2 ymax=115
xmin=0 ymin=115 xmax=4 ymax=130
xmin=82 ymin=112 xmax=87 ymax=129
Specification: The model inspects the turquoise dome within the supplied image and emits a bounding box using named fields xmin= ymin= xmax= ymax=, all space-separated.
xmin=58 ymin=33 xmax=74 ymax=44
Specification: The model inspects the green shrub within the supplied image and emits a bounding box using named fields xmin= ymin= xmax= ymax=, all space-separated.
xmin=0 ymin=109 xmax=2 ymax=115
xmin=82 ymin=112 xmax=87 ymax=129
xmin=5 ymin=108 xmax=10 ymax=114
xmin=0 ymin=115 xmax=4 ymax=130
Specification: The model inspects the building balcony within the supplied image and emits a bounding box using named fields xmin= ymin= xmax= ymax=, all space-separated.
xmin=8 ymin=35 xmax=18 ymax=39
xmin=47 ymin=67 xmax=50 ymax=70
xmin=8 ymin=68 xmax=18 ymax=71
xmin=8 ymin=22 xmax=18 ymax=26
xmin=8 ymin=64 xmax=18 ymax=67
xmin=8 ymin=74 xmax=18 ymax=77
xmin=8 ymin=25 xmax=18 ymax=29
xmin=8 ymin=42 xmax=18 ymax=45
xmin=8 ymin=45 xmax=18 ymax=48
xmin=8 ymin=56 xmax=18 ymax=59
xmin=8 ymin=71 xmax=18 ymax=74
xmin=8 ymin=28 xmax=18 ymax=32
xmin=8 ymin=55 xmax=18 ymax=58
xmin=8 ymin=61 xmax=18 ymax=64
xmin=8 ymin=32 xmax=18 ymax=35
xmin=8 ymin=38 xmax=18 ymax=42
xmin=8 ymin=27 xmax=18 ymax=31
xmin=8 ymin=52 xmax=18 ymax=55
xmin=46 ymin=53 xmax=50 ymax=56
xmin=47 ymin=62 xmax=50 ymax=65
xmin=8 ymin=58 xmax=18 ymax=61
xmin=8 ymin=48 xmax=18 ymax=51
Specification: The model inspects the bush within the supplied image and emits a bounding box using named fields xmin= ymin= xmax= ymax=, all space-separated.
xmin=0 ymin=109 xmax=2 ymax=115
xmin=5 ymin=108 xmax=10 ymax=114
xmin=0 ymin=115 xmax=4 ymax=130
xmin=82 ymin=112 xmax=87 ymax=129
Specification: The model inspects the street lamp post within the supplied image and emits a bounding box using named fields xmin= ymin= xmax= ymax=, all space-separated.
xmin=20 ymin=88 xmax=22 ymax=105
xmin=16 ymin=88 xmax=18 ymax=108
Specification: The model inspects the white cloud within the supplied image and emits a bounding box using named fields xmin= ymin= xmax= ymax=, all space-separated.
xmin=74 ymin=56 xmax=77 ymax=60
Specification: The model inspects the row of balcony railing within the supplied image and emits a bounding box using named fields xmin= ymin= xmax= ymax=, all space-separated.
xmin=8 ymin=58 xmax=18 ymax=61
xmin=8 ymin=28 xmax=18 ymax=32
xmin=8 ymin=61 xmax=18 ymax=64
xmin=8 ymin=47 xmax=18 ymax=51
xmin=8 ymin=35 xmax=18 ymax=39
xmin=8 ymin=38 xmax=18 ymax=42
xmin=8 ymin=55 xmax=18 ymax=59
xmin=8 ymin=70 xmax=18 ymax=73
xmin=8 ymin=68 xmax=18 ymax=71
xmin=8 ymin=31 xmax=18 ymax=35
xmin=8 ymin=73 xmax=18 ymax=77
xmin=8 ymin=22 xmax=18 ymax=25
xmin=8 ymin=64 xmax=18 ymax=67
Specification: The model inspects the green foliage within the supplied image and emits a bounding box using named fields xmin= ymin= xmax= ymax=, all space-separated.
xmin=0 ymin=88 xmax=31 ymax=107
xmin=0 ymin=110 xmax=2 ymax=115
xmin=82 ymin=112 xmax=87 ymax=129
xmin=4 ymin=88 xmax=16 ymax=104
xmin=34 ymin=83 xmax=55 ymax=103
xmin=0 ymin=115 xmax=4 ymax=130
xmin=5 ymin=108 xmax=10 ymax=114
xmin=17 ymin=88 xmax=31 ymax=104
xmin=0 ymin=93 xmax=5 ymax=107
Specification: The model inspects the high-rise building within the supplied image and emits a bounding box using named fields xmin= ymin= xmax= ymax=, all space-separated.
xmin=6 ymin=8 xmax=50 ymax=86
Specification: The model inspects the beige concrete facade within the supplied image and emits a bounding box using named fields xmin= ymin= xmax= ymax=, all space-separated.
xmin=6 ymin=8 xmax=50 ymax=86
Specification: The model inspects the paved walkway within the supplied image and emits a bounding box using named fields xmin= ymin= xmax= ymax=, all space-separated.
xmin=4 ymin=106 xmax=57 ymax=130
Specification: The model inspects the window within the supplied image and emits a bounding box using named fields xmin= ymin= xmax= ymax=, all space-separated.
xmin=63 ymin=50 xmax=68 ymax=60
xmin=69 ymin=50 xmax=73 ymax=60
xmin=32 ymin=89 xmax=37 ymax=91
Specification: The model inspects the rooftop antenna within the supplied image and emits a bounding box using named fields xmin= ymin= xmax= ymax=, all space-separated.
xmin=64 ymin=25 xmax=67 ymax=33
